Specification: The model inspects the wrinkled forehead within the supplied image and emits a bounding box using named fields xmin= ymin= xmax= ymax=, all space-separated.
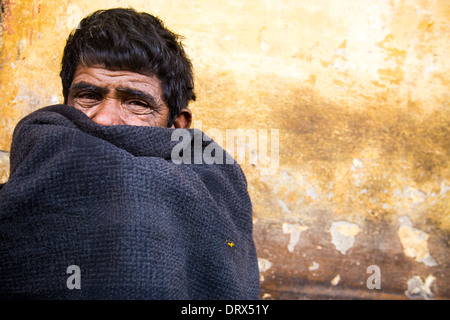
xmin=71 ymin=64 xmax=162 ymax=90
xmin=69 ymin=65 xmax=167 ymax=108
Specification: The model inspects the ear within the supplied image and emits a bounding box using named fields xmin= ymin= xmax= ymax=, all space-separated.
xmin=172 ymin=108 xmax=192 ymax=128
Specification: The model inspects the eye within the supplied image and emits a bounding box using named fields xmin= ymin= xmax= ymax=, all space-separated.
xmin=128 ymin=100 xmax=148 ymax=107
xmin=124 ymin=99 xmax=153 ymax=114
xmin=70 ymin=90 xmax=102 ymax=109
xmin=77 ymin=92 xmax=101 ymax=101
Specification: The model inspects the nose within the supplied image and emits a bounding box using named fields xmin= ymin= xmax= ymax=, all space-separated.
xmin=90 ymin=98 xmax=122 ymax=126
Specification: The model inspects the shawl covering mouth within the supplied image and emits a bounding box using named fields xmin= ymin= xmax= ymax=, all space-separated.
xmin=0 ymin=105 xmax=260 ymax=300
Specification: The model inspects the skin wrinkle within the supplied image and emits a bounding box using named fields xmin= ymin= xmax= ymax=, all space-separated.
xmin=69 ymin=82 xmax=163 ymax=114
xmin=67 ymin=64 xmax=175 ymax=127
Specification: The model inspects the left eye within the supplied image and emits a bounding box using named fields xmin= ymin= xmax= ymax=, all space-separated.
xmin=128 ymin=100 xmax=148 ymax=107
xmin=78 ymin=92 xmax=100 ymax=100
xmin=124 ymin=100 xmax=153 ymax=114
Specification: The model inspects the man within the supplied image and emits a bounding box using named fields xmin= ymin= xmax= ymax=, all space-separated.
xmin=0 ymin=8 xmax=259 ymax=300
xmin=60 ymin=8 xmax=194 ymax=129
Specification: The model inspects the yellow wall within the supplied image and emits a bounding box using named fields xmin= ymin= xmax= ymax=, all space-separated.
xmin=1 ymin=0 xmax=449 ymax=299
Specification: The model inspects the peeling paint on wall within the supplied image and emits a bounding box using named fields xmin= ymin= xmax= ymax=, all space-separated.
xmin=398 ymin=216 xmax=437 ymax=267
xmin=405 ymin=275 xmax=436 ymax=300
xmin=308 ymin=261 xmax=319 ymax=271
xmin=282 ymin=222 xmax=308 ymax=253
xmin=331 ymin=274 xmax=341 ymax=286
xmin=258 ymin=258 xmax=272 ymax=273
xmin=329 ymin=221 xmax=361 ymax=255
xmin=258 ymin=257 xmax=272 ymax=282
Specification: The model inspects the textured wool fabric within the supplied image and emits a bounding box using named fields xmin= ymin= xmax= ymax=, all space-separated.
xmin=0 ymin=105 xmax=259 ymax=300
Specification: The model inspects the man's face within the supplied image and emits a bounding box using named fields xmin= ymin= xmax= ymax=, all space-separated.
xmin=67 ymin=65 xmax=182 ymax=127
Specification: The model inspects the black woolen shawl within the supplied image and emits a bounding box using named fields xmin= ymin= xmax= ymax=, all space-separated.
xmin=0 ymin=105 xmax=259 ymax=299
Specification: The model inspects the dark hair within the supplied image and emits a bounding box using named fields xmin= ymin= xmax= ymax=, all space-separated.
xmin=60 ymin=8 xmax=196 ymax=127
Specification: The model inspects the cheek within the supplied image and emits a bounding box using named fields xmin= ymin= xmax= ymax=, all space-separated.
xmin=125 ymin=112 xmax=169 ymax=127
xmin=66 ymin=96 xmax=88 ymax=112
xmin=69 ymin=102 xmax=95 ymax=117
xmin=144 ymin=107 xmax=171 ymax=127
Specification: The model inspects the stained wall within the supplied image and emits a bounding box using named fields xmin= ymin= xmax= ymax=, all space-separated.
xmin=1 ymin=0 xmax=449 ymax=299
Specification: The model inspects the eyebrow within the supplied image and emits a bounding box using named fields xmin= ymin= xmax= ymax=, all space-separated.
xmin=69 ymin=81 xmax=108 ymax=95
xmin=116 ymin=87 xmax=161 ymax=109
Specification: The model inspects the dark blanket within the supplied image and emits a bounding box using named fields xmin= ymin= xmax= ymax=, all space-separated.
xmin=0 ymin=105 xmax=259 ymax=299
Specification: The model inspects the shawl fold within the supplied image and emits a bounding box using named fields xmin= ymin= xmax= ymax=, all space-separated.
xmin=0 ymin=105 xmax=259 ymax=299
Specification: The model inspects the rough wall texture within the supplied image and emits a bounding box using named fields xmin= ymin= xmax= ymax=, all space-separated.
xmin=0 ymin=0 xmax=448 ymax=299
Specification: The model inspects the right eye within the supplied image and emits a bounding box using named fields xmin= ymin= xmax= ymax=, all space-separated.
xmin=77 ymin=92 xmax=100 ymax=101
xmin=72 ymin=91 xmax=102 ymax=108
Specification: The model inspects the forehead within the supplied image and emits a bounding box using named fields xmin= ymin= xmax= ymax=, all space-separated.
xmin=71 ymin=64 xmax=164 ymax=96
